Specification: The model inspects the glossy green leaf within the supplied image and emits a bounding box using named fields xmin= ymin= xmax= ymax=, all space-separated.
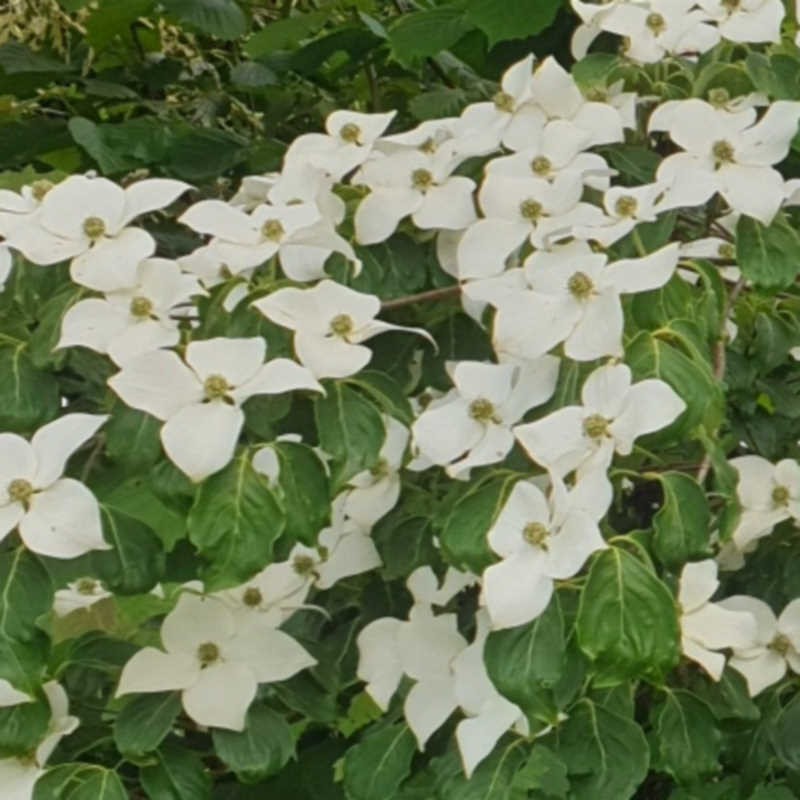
xmin=736 ymin=214 xmax=800 ymax=291
xmin=140 ymin=743 xmax=212 ymax=800
xmin=466 ymin=0 xmax=562 ymax=45
xmin=343 ymin=723 xmax=416 ymax=800
xmin=651 ymin=472 xmax=711 ymax=568
xmin=0 ymin=549 xmax=53 ymax=641
xmin=114 ymin=692 xmax=181 ymax=757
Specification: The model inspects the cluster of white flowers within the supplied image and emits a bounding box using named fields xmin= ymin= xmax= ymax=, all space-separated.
xmin=4 ymin=23 xmax=800 ymax=785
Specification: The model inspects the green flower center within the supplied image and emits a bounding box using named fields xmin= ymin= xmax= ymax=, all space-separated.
xmin=520 ymin=199 xmax=543 ymax=222
xmin=197 ymin=641 xmax=220 ymax=667
xmin=8 ymin=478 xmax=33 ymax=506
xmin=329 ymin=313 xmax=354 ymax=337
xmin=31 ymin=179 xmax=54 ymax=202
xmin=712 ymin=140 xmax=735 ymax=167
xmin=717 ymin=242 xmax=735 ymax=260
xmin=568 ymin=271 xmax=595 ymax=300
xmin=493 ymin=91 xmax=515 ymax=113
xmin=614 ymin=195 xmax=638 ymax=218
xmin=721 ymin=0 xmax=740 ymax=10
xmin=584 ymin=86 xmax=608 ymax=103
xmin=469 ymin=398 xmax=497 ymax=423
xmin=523 ymin=521 xmax=549 ymax=549
xmin=769 ymin=633 xmax=791 ymax=656
xmin=129 ymin=296 xmax=153 ymax=319
xmin=645 ymin=12 xmax=666 ymax=33
xmin=204 ymin=374 xmax=230 ymax=400
xmin=261 ymin=219 xmax=285 ymax=242
xmin=339 ymin=123 xmax=362 ymax=144
xmin=293 ymin=554 xmax=316 ymax=576
xmin=242 ymin=587 xmax=263 ymax=607
xmin=370 ymin=458 xmax=390 ymax=478
xmin=531 ymin=156 xmax=552 ymax=177
xmin=83 ymin=216 xmax=106 ymax=240
xmin=418 ymin=137 xmax=437 ymax=154
xmin=772 ymin=485 xmax=790 ymax=507
xmin=583 ymin=413 xmax=610 ymax=439
xmin=76 ymin=578 xmax=98 ymax=595
xmin=411 ymin=168 xmax=434 ymax=192
xmin=708 ymin=88 xmax=730 ymax=108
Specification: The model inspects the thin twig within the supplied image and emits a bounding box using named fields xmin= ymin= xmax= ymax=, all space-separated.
xmin=381 ymin=284 xmax=461 ymax=310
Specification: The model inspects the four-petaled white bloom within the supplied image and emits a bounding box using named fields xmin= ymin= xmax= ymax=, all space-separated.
xmin=482 ymin=469 xmax=610 ymax=629
xmin=718 ymin=595 xmax=800 ymax=695
xmin=0 ymin=414 xmax=110 ymax=558
xmin=108 ymin=337 xmax=322 ymax=481
xmin=54 ymin=577 xmax=112 ymax=617
xmin=412 ymin=357 xmax=559 ymax=479
xmin=677 ymin=560 xmax=758 ymax=680
xmin=117 ymin=592 xmax=316 ymax=731
xmin=698 ymin=0 xmax=784 ymax=43
xmin=514 ymin=363 xmax=686 ymax=477
xmin=253 ymin=280 xmax=430 ymax=379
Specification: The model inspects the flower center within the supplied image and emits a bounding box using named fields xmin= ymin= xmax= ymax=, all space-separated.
xmin=293 ymin=554 xmax=316 ymax=576
xmin=772 ymin=485 xmax=790 ymax=507
xmin=8 ymin=478 xmax=33 ymax=506
xmin=31 ymin=179 xmax=54 ymax=202
xmin=203 ymin=374 xmax=230 ymax=400
xmin=418 ymin=137 xmax=437 ymax=154
xmin=196 ymin=641 xmax=220 ymax=667
xmin=584 ymin=86 xmax=608 ymax=103
xmin=712 ymin=140 xmax=735 ymax=167
xmin=411 ymin=168 xmax=434 ymax=192
xmin=493 ymin=91 xmax=515 ymax=113
xmin=645 ymin=12 xmax=666 ymax=34
xmin=329 ymin=313 xmax=354 ymax=338
xmin=242 ymin=587 xmax=263 ymax=607
xmin=614 ymin=195 xmax=638 ymax=218
xmin=717 ymin=242 xmax=735 ymax=260
xmin=370 ymin=457 xmax=390 ymax=478
xmin=261 ymin=218 xmax=285 ymax=242
xmin=469 ymin=398 xmax=497 ymax=423
xmin=520 ymin=199 xmax=543 ymax=222
xmin=129 ymin=296 xmax=153 ymax=319
xmin=708 ymin=88 xmax=730 ymax=108
xmin=82 ymin=216 xmax=106 ymax=240
xmin=523 ymin=521 xmax=549 ymax=549
xmin=721 ymin=0 xmax=740 ymax=10
xmin=76 ymin=578 xmax=98 ymax=595
xmin=531 ymin=156 xmax=552 ymax=177
xmin=568 ymin=271 xmax=595 ymax=300
xmin=583 ymin=413 xmax=610 ymax=439
xmin=769 ymin=633 xmax=791 ymax=656
xmin=339 ymin=122 xmax=362 ymax=144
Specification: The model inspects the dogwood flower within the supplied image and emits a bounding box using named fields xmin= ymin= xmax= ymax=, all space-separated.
xmin=0 ymin=414 xmax=110 ymax=558
xmin=353 ymin=148 xmax=476 ymax=244
xmin=650 ymin=99 xmax=800 ymax=224
xmin=57 ymin=258 xmax=202 ymax=366
xmin=108 ymin=337 xmax=322 ymax=481
xmin=117 ymin=592 xmax=316 ymax=730
xmin=576 ymin=182 xmax=667 ymax=246
xmin=53 ymin=577 xmax=112 ymax=616
xmin=728 ymin=456 xmax=800 ymax=550
xmin=411 ymin=357 xmax=559 ymax=479
xmin=253 ymin=280 xmax=430 ymax=379
xmin=718 ymin=596 xmax=800 ymax=695
xmin=0 ymin=681 xmax=79 ymax=800
xmin=698 ymin=0 xmax=784 ymax=43
xmin=678 ymin=560 xmax=758 ymax=680
xmin=482 ymin=470 xmax=610 ymax=629
xmin=514 ymin=363 xmax=686 ymax=477
xmin=4 ymin=175 xmax=190 ymax=290
xmin=0 ymin=179 xmax=51 ymax=237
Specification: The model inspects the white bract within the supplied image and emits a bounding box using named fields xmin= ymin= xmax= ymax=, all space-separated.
xmin=412 ymin=358 xmax=559 ymax=479
xmin=53 ymin=577 xmax=112 ymax=616
xmin=698 ymin=0 xmax=784 ymax=43
xmin=0 ymin=414 xmax=110 ymax=558
xmin=116 ymin=592 xmax=316 ymax=730
xmin=514 ymin=363 xmax=686 ymax=477
xmin=108 ymin=337 xmax=322 ymax=481
xmin=678 ymin=560 xmax=758 ymax=680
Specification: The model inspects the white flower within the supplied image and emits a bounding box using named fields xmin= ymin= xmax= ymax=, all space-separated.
xmin=718 ymin=596 xmax=800 ymax=695
xmin=482 ymin=470 xmax=610 ymax=629
xmin=728 ymin=456 xmax=800 ymax=550
xmin=678 ymin=560 xmax=758 ymax=680
xmin=342 ymin=417 xmax=409 ymax=527
xmin=0 ymin=414 xmax=110 ymax=558
xmin=514 ymin=362 xmax=686 ymax=477
xmin=283 ymin=110 xmax=396 ymax=179
xmin=57 ymin=258 xmax=202 ymax=366
xmin=412 ymin=358 xmax=559 ymax=479
xmin=576 ymin=182 xmax=667 ymax=246
xmin=698 ymin=0 xmax=784 ymax=44
xmin=651 ymin=99 xmax=800 ymax=224
xmin=0 ymin=179 xmax=51 ymax=237
xmin=0 ymin=679 xmax=31 ymax=707
xmin=353 ymin=148 xmax=476 ymax=244
xmin=253 ymin=280 xmax=430 ymax=379
xmin=108 ymin=337 xmax=322 ymax=481
xmin=466 ymin=241 xmax=678 ymax=361
xmin=116 ymin=592 xmax=316 ymax=731
xmin=53 ymin=577 xmax=112 ymax=617
xmin=5 ymin=175 xmax=190 ymax=290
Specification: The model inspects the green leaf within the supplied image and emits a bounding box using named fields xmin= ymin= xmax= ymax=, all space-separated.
xmin=0 ymin=42 xmax=69 ymax=73
xmin=243 ymin=11 xmax=328 ymax=57
xmin=466 ymin=0 xmax=562 ymax=46
xmin=104 ymin=406 xmax=162 ymax=471
xmin=343 ymin=723 xmax=416 ymax=800
xmin=188 ymin=453 xmax=286 ymax=589
xmin=68 ymin=768 xmax=129 ymax=799
xmin=433 ymin=741 xmax=528 ymax=799
xmin=388 ymin=8 xmax=472 ymax=66
xmin=0 ymin=694 xmax=49 ymax=756
xmin=736 ymin=214 xmax=800 ymax=291
xmin=0 ymin=346 xmax=60 ymax=432
xmin=484 ymin=597 xmax=566 ymax=724
xmin=113 ymin=692 xmax=181 ymax=757
xmin=771 ymin=693 xmax=800 ymax=771
xmin=513 ymin=746 xmax=569 ymax=797
xmin=314 ymin=382 xmax=385 ymax=491
xmin=0 ymin=549 xmax=53 ymax=641
xmin=653 ymin=689 xmax=721 ymax=784
xmin=212 ymin=705 xmax=294 ymax=782
xmin=439 ymin=472 xmax=519 ymax=573
xmin=344 ymin=370 xmax=414 ymax=426
xmin=0 ymin=634 xmax=48 ymax=694
xmin=554 ymin=699 xmax=649 ymax=800
xmin=576 ymin=548 xmax=680 ymax=685
xmin=140 ymin=743 xmax=212 ymax=800
xmin=161 ymin=0 xmax=248 ymax=39
xmin=349 ymin=237 xmax=431 ymax=301
xmin=68 ymin=117 xmax=142 ymax=175
xmin=651 ymin=472 xmax=711 ymax=568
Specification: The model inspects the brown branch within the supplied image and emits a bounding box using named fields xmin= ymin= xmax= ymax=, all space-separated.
xmin=381 ymin=284 xmax=461 ymax=311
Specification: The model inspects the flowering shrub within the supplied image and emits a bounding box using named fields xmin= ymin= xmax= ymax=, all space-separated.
xmin=4 ymin=1 xmax=800 ymax=798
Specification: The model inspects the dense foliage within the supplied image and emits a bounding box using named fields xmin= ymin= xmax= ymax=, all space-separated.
xmin=5 ymin=1 xmax=800 ymax=799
